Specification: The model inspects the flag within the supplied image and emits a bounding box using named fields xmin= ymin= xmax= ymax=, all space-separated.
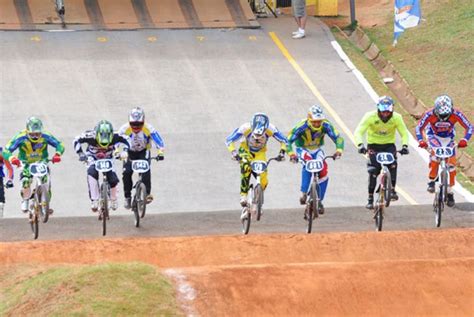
xmin=393 ymin=0 xmax=421 ymax=45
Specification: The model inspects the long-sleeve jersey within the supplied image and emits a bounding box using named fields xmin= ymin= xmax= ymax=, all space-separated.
xmin=2 ymin=130 xmax=65 ymax=164
xmin=73 ymin=130 xmax=130 ymax=160
xmin=415 ymin=108 xmax=472 ymax=141
xmin=225 ymin=122 xmax=288 ymax=153
xmin=118 ymin=123 xmax=164 ymax=153
xmin=287 ymin=119 xmax=344 ymax=154
xmin=0 ymin=147 xmax=13 ymax=180
xmin=354 ymin=111 xmax=409 ymax=146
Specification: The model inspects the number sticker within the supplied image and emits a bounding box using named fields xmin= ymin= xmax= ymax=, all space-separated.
xmin=251 ymin=161 xmax=267 ymax=174
xmin=434 ymin=147 xmax=453 ymax=158
xmin=95 ymin=159 xmax=113 ymax=172
xmin=132 ymin=160 xmax=150 ymax=173
xmin=305 ymin=159 xmax=324 ymax=173
xmin=376 ymin=152 xmax=395 ymax=164
xmin=29 ymin=163 xmax=48 ymax=177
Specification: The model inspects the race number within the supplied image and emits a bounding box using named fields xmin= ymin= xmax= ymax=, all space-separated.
xmin=131 ymin=160 xmax=150 ymax=173
xmin=376 ymin=152 xmax=395 ymax=165
xmin=434 ymin=147 xmax=454 ymax=159
xmin=29 ymin=163 xmax=48 ymax=177
xmin=305 ymin=159 xmax=324 ymax=173
xmin=251 ymin=161 xmax=267 ymax=174
xmin=95 ymin=159 xmax=113 ymax=172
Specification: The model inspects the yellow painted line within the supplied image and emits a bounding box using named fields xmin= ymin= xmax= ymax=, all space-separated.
xmin=196 ymin=36 xmax=205 ymax=41
xmin=97 ymin=37 xmax=108 ymax=42
xmin=148 ymin=36 xmax=157 ymax=42
xmin=269 ymin=31 xmax=418 ymax=206
xmin=30 ymin=36 xmax=41 ymax=42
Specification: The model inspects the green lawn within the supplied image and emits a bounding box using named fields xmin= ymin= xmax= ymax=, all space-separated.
xmin=0 ymin=263 xmax=184 ymax=316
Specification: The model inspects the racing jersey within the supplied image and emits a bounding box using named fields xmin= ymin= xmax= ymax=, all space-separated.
xmin=354 ymin=111 xmax=409 ymax=145
xmin=2 ymin=130 xmax=65 ymax=164
xmin=415 ymin=108 xmax=472 ymax=141
xmin=73 ymin=130 xmax=130 ymax=160
xmin=0 ymin=147 xmax=13 ymax=180
xmin=287 ymin=119 xmax=344 ymax=154
xmin=225 ymin=123 xmax=288 ymax=153
xmin=118 ymin=123 xmax=164 ymax=153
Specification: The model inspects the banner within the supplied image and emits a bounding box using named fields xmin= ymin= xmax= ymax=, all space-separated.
xmin=394 ymin=0 xmax=421 ymax=45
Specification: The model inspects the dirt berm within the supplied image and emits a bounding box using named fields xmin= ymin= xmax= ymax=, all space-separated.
xmin=1 ymin=228 xmax=473 ymax=316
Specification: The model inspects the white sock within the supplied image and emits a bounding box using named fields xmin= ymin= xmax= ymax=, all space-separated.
xmin=299 ymin=28 xmax=304 ymax=33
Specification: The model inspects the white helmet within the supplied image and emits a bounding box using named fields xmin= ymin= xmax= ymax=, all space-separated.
xmin=308 ymin=105 xmax=325 ymax=121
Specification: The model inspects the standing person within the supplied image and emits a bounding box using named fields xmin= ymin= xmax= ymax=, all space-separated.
xmin=0 ymin=147 xmax=14 ymax=213
xmin=292 ymin=0 xmax=307 ymax=39
xmin=354 ymin=96 xmax=410 ymax=209
xmin=225 ymin=113 xmax=287 ymax=208
xmin=287 ymin=105 xmax=344 ymax=215
xmin=73 ymin=120 xmax=130 ymax=212
xmin=2 ymin=117 xmax=64 ymax=213
xmin=415 ymin=95 xmax=472 ymax=207
xmin=119 ymin=107 xmax=165 ymax=209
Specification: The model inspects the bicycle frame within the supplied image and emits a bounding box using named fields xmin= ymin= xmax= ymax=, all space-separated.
xmin=94 ymin=158 xmax=114 ymax=235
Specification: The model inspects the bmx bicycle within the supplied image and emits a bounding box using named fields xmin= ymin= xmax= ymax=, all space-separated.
xmin=240 ymin=155 xmax=282 ymax=234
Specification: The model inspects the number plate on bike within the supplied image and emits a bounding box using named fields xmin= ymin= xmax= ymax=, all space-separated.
xmin=95 ymin=159 xmax=113 ymax=172
xmin=376 ymin=152 xmax=395 ymax=164
xmin=131 ymin=160 xmax=150 ymax=173
xmin=29 ymin=163 xmax=48 ymax=177
xmin=433 ymin=147 xmax=454 ymax=158
xmin=305 ymin=159 xmax=324 ymax=172
xmin=251 ymin=161 xmax=267 ymax=174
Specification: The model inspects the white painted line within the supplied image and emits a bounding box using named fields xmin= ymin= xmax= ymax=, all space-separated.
xmin=47 ymin=29 xmax=76 ymax=32
xmin=331 ymin=40 xmax=474 ymax=203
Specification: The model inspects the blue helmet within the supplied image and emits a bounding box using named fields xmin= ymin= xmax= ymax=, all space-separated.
xmin=376 ymin=96 xmax=394 ymax=123
xmin=434 ymin=95 xmax=453 ymax=121
xmin=251 ymin=113 xmax=269 ymax=136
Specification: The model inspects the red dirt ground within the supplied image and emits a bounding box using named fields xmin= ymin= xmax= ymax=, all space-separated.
xmin=1 ymin=228 xmax=473 ymax=316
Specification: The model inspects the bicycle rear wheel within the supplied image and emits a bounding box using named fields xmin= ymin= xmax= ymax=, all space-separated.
xmin=254 ymin=184 xmax=263 ymax=221
xmin=100 ymin=183 xmax=109 ymax=236
xmin=383 ymin=170 xmax=392 ymax=207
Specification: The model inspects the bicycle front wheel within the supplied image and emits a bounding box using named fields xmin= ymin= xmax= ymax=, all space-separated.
xmin=440 ymin=168 xmax=448 ymax=203
xmin=241 ymin=206 xmax=251 ymax=234
xmin=254 ymin=184 xmax=263 ymax=221
xmin=30 ymin=210 xmax=39 ymax=240
xmin=307 ymin=182 xmax=318 ymax=234
xmin=38 ymin=186 xmax=49 ymax=223
xmin=100 ymin=183 xmax=109 ymax=236
xmin=137 ymin=182 xmax=147 ymax=219
xmin=434 ymin=191 xmax=443 ymax=227
xmin=374 ymin=204 xmax=383 ymax=231
xmin=383 ymin=169 xmax=392 ymax=207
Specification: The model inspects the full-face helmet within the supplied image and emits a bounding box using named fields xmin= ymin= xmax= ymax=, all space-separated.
xmin=26 ymin=117 xmax=43 ymax=142
xmin=95 ymin=120 xmax=114 ymax=148
xmin=434 ymin=95 xmax=453 ymax=121
xmin=307 ymin=104 xmax=325 ymax=128
xmin=129 ymin=107 xmax=145 ymax=133
xmin=376 ymin=96 xmax=394 ymax=123
xmin=251 ymin=113 xmax=269 ymax=136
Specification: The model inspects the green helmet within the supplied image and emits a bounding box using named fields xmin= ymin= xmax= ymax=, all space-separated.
xmin=26 ymin=117 xmax=43 ymax=142
xmin=95 ymin=120 xmax=114 ymax=148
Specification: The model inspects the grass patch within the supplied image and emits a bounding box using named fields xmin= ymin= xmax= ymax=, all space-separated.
xmin=330 ymin=1 xmax=474 ymax=193
xmin=1 ymin=263 xmax=183 ymax=317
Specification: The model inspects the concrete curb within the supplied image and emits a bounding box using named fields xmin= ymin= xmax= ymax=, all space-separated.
xmin=335 ymin=25 xmax=474 ymax=182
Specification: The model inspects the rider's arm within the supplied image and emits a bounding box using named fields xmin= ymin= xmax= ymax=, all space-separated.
xmin=115 ymin=134 xmax=131 ymax=151
xmin=0 ymin=152 xmax=13 ymax=180
xmin=73 ymin=131 xmax=94 ymax=154
xmin=146 ymin=124 xmax=165 ymax=150
xmin=415 ymin=110 xmax=432 ymax=141
xmin=225 ymin=123 xmax=248 ymax=152
xmin=286 ymin=119 xmax=306 ymax=155
xmin=452 ymin=109 xmax=473 ymax=141
xmin=323 ymin=121 xmax=344 ymax=152
xmin=2 ymin=131 xmax=26 ymax=161
xmin=393 ymin=113 xmax=409 ymax=146
xmin=354 ymin=112 xmax=372 ymax=146
xmin=268 ymin=124 xmax=288 ymax=151
xmin=44 ymin=132 xmax=65 ymax=155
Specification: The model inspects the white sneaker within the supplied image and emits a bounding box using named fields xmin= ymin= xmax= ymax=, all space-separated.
xmin=110 ymin=199 xmax=118 ymax=211
xmin=91 ymin=200 xmax=99 ymax=212
xmin=21 ymin=200 xmax=29 ymax=213
xmin=292 ymin=30 xmax=300 ymax=35
xmin=292 ymin=32 xmax=305 ymax=39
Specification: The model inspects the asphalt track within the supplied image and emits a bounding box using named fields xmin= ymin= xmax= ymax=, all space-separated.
xmin=1 ymin=15 xmax=473 ymax=239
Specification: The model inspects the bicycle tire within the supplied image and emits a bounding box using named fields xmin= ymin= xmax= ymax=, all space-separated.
xmin=383 ymin=169 xmax=392 ymax=207
xmin=31 ymin=210 xmax=39 ymax=240
xmin=374 ymin=204 xmax=383 ymax=231
xmin=440 ymin=168 xmax=448 ymax=204
xmin=307 ymin=182 xmax=317 ymax=234
xmin=132 ymin=194 xmax=140 ymax=228
xmin=254 ymin=184 xmax=263 ymax=221
xmin=38 ymin=185 xmax=49 ymax=223
xmin=137 ymin=182 xmax=147 ymax=219
xmin=434 ymin=190 xmax=443 ymax=227
xmin=241 ymin=206 xmax=251 ymax=234
xmin=100 ymin=182 xmax=109 ymax=236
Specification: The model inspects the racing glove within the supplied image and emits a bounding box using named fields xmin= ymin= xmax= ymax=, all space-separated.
xmin=78 ymin=152 xmax=88 ymax=162
xmin=119 ymin=151 xmax=129 ymax=161
xmin=400 ymin=145 xmax=409 ymax=155
xmin=231 ymin=150 xmax=241 ymax=161
xmin=5 ymin=180 xmax=14 ymax=188
xmin=10 ymin=157 xmax=21 ymax=167
xmin=289 ymin=153 xmax=298 ymax=163
xmin=52 ymin=153 xmax=61 ymax=163
xmin=458 ymin=139 xmax=468 ymax=148
xmin=357 ymin=144 xmax=367 ymax=154
xmin=418 ymin=140 xmax=428 ymax=149
xmin=277 ymin=149 xmax=286 ymax=161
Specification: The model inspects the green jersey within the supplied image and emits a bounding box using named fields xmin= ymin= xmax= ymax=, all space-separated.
xmin=354 ymin=111 xmax=409 ymax=146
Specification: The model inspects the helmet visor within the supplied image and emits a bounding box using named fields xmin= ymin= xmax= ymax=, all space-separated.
xmin=28 ymin=132 xmax=41 ymax=140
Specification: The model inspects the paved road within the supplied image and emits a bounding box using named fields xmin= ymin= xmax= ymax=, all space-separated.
xmin=1 ymin=203 xmax=473 ymax=241
xmin=0 ymin=16 xmax=472 ymax=224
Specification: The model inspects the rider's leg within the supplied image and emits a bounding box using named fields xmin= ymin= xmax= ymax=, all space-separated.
xmin=107 ymin=171 xmax=120 ymax=210
xmin=0 ymin=175 xmax=4 ymax=204
xmin=446 ymin=156 xmax=457 ymax=207
xmin=300 ymin=166 xmax=311 ymax=204
xmin=122 ymin=159 xmax=133 ymax=199
xmin=388 ymin=160 xmax=399 ymax=200
xmin=239 ymin=147 xmax=253 ymax=206
xmin=20 ymin=172 xmax=32 ymax=212
xmin=366 ymin=163 xmax=380 ymax=210
xmin=87 ymin=165 xmax=100 ymax=211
